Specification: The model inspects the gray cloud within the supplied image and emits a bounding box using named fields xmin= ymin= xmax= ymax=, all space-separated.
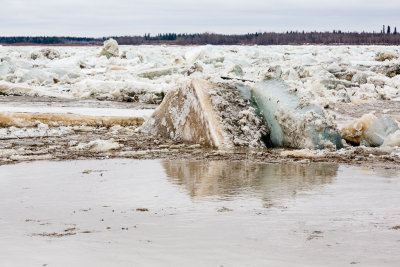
xmin=0 ymin=0 xmax=399 ymax=36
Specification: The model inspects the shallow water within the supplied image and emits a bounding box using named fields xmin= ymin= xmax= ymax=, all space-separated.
xmin=0 ymin=159 xmax=400 ymax=266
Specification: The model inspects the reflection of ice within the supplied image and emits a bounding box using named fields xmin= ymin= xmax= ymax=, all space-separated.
xmin=162 ymin=161 xmax=338 ymax=202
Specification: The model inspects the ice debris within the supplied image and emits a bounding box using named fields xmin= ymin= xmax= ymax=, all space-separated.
xmin=382 ymin=130 xmax=400 ymax=147
xmin=280 ymin=149 xmax=324 ymax=159
xmin=340 ymin=113 xmax=376 ymax=144
xmin=138 ymin=67 xmax=176 ymax=80
xmin=0 ymin=111 xmax=145 ymax=128
xmin=185 ymin=46 xmax=206 ymax=65
xmin=375 ymin=52 xmax=398 ymax=62
xmin=0 ymin=125 xmax=73 ymax=140
xmin=140 ymin=78 xmax=267 ymax=149
xmin=250 ymin=79 xmax=343 ymax=150
xmin=100 ymin=39 xmax=119 ymax=59
xmin=31 ymin=48 xmax=60 ymax=60
xmin=209 ymin=83 xmax=268 ymax=148
xmin=72 ymin=139 xmax=122 ymax=152
xmin=362 ymin=115 xmax=399 ymax=147
xmin=341 ymin=113 xmax=399 ymax=146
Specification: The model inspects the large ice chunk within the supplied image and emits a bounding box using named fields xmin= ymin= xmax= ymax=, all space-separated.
xmin=340 ymin=113 xmax=376 ymax=144
xmin=382 ymin=130 xmax=400 ymax=147
xmin=341 ymin=113 xmax=399 ymax=146
xmin=141 ymin=78 xmax=231 ymax=148
xmin=140 ymin=78 xmax=267 ymax=149
xmin=250 ymin=79 xmax=343 ymax=149
xmin=0 ymin=61 xmax=10 ymax=77
xmin=185 ymin=46 xmax=205 ymax=65
xmin=100 ymin=38 xmax=119 ymax=59
xmin=362 ymin=115 xmax=399 ymax=147
xmin=21 ymin=69 xmax=50 ymax=84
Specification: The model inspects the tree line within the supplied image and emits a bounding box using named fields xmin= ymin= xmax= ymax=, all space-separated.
xmin=1 ymin=30 xmax=400 ymax=46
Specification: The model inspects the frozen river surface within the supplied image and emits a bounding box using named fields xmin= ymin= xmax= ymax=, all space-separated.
xmin=1 ymin=159 xmax=400 ymax=266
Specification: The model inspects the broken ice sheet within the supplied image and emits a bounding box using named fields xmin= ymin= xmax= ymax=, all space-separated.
xmin=247 ymin=79 xmax=343 ymax=149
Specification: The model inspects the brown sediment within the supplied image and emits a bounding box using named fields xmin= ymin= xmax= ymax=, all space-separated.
xmin=0 ymin=112 xmax=144 ymax=127
xmin=110 ymin=66 xmax=127 ymax=71
xmin=0 ymin=83 xmax=34 ymax=96
xmin=333 ymin=100 xmax=400 ymax=123
xmin=32 ymin=232 xmax=76 ymax=238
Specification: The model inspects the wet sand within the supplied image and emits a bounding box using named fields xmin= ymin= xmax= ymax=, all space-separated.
xmin=1 ymin=159 xmax=400 ymax=266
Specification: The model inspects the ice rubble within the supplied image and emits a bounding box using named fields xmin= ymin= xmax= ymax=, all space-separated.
xmin=375 ymin=52 xmax=399 ymax=62
xmin=1 ymin=45 xmax=400 ymax=152
xmin=383 ymin=130 xmax=400 ymax=147
xmin=140 ymin=78 xmax=267 ymax=149
xmin=72 ymin=139 xmax=122 ymax=152
xmin=0 ymin=111 xmax=145 ymax=127
xmin=31 ymin=48 xmax=60 ymax=60
xmin=0 ymin=124 xmax=73 ymax=139
xmin=1 ymin=45 xmax=399 ymax=105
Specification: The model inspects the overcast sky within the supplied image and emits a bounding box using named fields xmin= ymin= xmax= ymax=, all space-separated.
xmin=0 ymin=0 xmax=399 ymax=37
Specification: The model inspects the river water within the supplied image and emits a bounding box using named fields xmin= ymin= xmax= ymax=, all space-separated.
xmin=0 ymin=159 xmax=399 ymax=266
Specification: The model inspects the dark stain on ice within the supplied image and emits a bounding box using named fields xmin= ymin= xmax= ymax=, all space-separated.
xmin=82 ymin=169 xmax=108 ymax=174
xmin=217 ymin=207 xmax=233 ymax=212
xmin=307 ymin=231 xmax=324 ymax=241
xmin=136 ymin=208 xmax=149 ymax=212
xmin=32 ymin=232 xmax=76 ymax=238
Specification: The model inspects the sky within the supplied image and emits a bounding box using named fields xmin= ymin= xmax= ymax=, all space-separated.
xmin=0 ymin=0 xmax=399 ymax=37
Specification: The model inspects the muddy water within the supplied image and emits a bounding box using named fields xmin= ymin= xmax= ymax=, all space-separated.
xmin=0 ymin=160 xmax=400 ymax=266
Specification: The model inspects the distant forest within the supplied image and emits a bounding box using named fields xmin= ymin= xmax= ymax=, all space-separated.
xmin=1 ymin=27 xmax=400 ymax=46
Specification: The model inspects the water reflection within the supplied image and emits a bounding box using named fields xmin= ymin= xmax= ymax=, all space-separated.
xmin=372 ymin=168 xmax=400 ymax=179
xmin=163 ymin=161 xmax=339 ymax=202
